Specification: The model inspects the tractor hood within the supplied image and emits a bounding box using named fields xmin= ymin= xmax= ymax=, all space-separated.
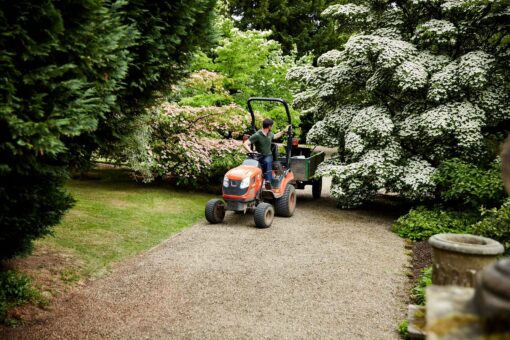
xmin=226 ymin=165 xmax=261 ymax=180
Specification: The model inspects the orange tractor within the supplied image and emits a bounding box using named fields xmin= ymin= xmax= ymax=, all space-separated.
xmin=205 ymin=97 xmax=324 ymax=228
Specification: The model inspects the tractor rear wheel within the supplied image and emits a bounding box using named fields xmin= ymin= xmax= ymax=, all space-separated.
xmin=254 ymin=203 xmax=274 ymax=228
xmin=312 ymin=178 xmax=322 ymax=200
xmin=275 ymin=184 xmax=296 ymax=217
xmin=205 ymin=199 xmax=225 ymax=224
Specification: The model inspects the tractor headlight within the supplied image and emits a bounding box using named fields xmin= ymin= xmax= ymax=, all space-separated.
xmin=223 ymin=176 xmax=229 ymax=188
xmin=240 ymin=176 xmax=250 ymax=189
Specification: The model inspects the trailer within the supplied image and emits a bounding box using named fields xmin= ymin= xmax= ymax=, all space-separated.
xmin=280 ymin=147 xmax=325 ymax=199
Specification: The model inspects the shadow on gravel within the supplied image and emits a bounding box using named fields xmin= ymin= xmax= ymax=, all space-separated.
xmin=297 ymin=192 xmax=408 ymax=219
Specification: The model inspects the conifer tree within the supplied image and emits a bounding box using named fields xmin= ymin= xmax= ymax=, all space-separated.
xmin=0 ymin=0 xmax=216 ymax=258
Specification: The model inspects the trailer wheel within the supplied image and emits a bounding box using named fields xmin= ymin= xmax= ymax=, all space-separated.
xmin=275 ymin=184 xmax=296 ymax=217
xmin=312 ymin=178 xmax=322 ymax=200
xmin=254 ymin=203 xmax=274 ymax=228
xmin=205 ymin=199 xmax=225 ymax=224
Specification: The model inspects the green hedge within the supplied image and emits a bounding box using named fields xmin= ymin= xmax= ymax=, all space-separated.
xmin=393 ymin=207 xmax=479 ymax=241
xmin=434 ymin=159 xmax=506 ymax=209
xmin=471 ymin=201 xmax=510 ymax=254
xmin=393 ymin=203 xmax=510 ymax=254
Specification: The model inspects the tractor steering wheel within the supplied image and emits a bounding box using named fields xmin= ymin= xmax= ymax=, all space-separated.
xmin=246 ymin=152 xmax=261 ymax=159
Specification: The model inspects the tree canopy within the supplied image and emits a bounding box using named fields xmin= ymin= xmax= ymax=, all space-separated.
xmin=288 ymin=0 xmax=510 ymax=207
xmin=225 ymin=0 xmax=345 ymax=57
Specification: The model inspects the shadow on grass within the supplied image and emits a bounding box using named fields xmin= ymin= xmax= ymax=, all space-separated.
xmin=74 ymin=166 xmax=223 ymax=195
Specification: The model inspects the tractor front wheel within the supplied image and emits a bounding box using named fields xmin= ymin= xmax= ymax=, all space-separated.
xmin=205 ymin=199 xmax=225 ymax=224
xmin=254 ymin=203 xmax=274 ymax=228
xmin=275 ymin=184 xmax=296 ymax=217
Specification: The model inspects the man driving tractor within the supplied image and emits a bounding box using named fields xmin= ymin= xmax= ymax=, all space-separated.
xmin=243 ymin=118 xmax=291 ymax=188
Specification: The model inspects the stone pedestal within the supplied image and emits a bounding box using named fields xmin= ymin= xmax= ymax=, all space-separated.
xmin=426 ymin=286 xmax=482 ymax=339
xmin=407 ymin=304 xmax=426 ymax=339
xmin=429 ymin=234 xmax=504 ymax=287
xmin=426 ymin=285 xmax=510 ymax=339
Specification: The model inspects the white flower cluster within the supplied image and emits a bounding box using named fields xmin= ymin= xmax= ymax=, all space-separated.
xmin=292 ymin=89 xmax=318 ymax=111
xmin=410 ymin=0 xmax=444 ymax=5
xmin=286 ymin=0 xmax=510 ymax=207
xmin=399 ymin=101 xmax=486 ymax=161
xmin=371 ymin=27 xmax=402 ymax=39
xmin=413 ymin=51 xmax=451 ymax=74
xmin=316 ymin=141 xmax=403 ymax=207
xmin=307 ymin=105 xmax=360 ymax=147
xmin=394 ymin=158 xmax=436 ymax=201
xmin=428 ymin=62 xmax=461 ymax=102
xmin=322 ymin=4 xmax=370 ymax=22
xmin=414 ymin=19 xmax=458 ymax=47
xmin=457 ymin=51 xmax=494 ymax=90
xmin=472 ymin=86 xmax=510 ymax=125
xmin=428 ymin=51 xmax=494 ymax=102
xmin=394 ymin=61 xmax=428 ymax=92
xmin=345 ymin=35 xmax=417 ymax=69
xmin=440 ymin=0 xmax=486 ymax=13
xmin=317 ymin=50 xmax=345 ymax=67
xmin=349 ymin=106 xmax=393 ymax=142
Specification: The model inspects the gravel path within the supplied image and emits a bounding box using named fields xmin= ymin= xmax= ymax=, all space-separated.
xmin=4 ymin=179 xmax=407 ymax=339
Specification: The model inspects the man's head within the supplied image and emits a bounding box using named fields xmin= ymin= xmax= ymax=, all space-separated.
xmin=262 ymin=118 xmax=274 ymax=131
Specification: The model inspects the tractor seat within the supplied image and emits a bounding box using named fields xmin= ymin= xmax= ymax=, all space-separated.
xmin=242 ymin=159 xmax=260 ymax=167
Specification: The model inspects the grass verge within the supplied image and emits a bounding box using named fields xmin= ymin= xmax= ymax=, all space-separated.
xmin=42 ymin=168 xmax=214 ymax=278
xmin=1 ymin=168 xmax=215 ymax=324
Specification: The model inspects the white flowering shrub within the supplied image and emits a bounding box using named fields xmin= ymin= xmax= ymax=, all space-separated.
xmin=288 ymin=0 xmax=510 ymax=207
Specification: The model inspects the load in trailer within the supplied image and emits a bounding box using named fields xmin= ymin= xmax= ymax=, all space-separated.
xmin=205 ymin=97 xmax=324 ymax=228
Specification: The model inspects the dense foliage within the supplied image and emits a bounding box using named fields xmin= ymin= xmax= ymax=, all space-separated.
xmin=471 ymin=200 xmax=510 ymax=253
xmin=79 ymin=0 xmax=217 ymax=163
xmin=288 ymin=0 xmax=510 ymax=208
xmin=393 ymin=207 xmax=479 ymax=241
xmin=394 ymin=201 xmax=510 ymax=254
xmin=394 ymin=158 xmax=509 ymax=252
xmin=0 ymin=0 xmax=216 ymax=258
xmin=225 ymin=0 xmax=344 ymax=57
xmin=398 ymin=319 xmax=409 ymax=339
xmin=434 ymin=158 xmax=506 ymax=209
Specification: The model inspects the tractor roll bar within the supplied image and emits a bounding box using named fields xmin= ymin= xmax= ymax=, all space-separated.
xmin=246 ymin=97 xmax=293 ymax=168
xmin=247 ymin=97 xmax=292 ymax=132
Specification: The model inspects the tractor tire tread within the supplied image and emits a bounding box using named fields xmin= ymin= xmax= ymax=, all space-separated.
xmin=275 ymin=184 xmax=296 ymax=217
xmin=254 ymin=202 xmax=274 ymax=228
xmin=205 ymin=199 xmax=225 ymax=224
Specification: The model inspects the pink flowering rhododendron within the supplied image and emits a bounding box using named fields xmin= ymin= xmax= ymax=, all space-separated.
xmin=123 ymin=103 xmax=249 ymax=186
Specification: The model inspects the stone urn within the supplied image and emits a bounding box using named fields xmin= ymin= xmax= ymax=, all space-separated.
xmin=429 ymin=233 xmax=504 ymax=287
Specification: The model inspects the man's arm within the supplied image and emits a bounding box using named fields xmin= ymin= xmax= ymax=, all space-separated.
xmin=243 ymin=139 xmax=252 ymax=153
xmin=273 ymin=125 xmax=291 ymax=140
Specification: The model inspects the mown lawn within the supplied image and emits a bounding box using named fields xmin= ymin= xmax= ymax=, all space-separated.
xmin=39 ymin=168 xmax=215 ymax=278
